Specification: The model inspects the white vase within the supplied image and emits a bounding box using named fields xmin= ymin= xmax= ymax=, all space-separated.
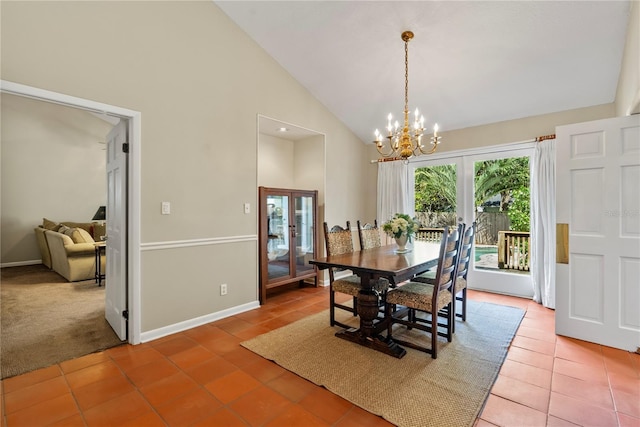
xmin=394 ymin=234 xmax=410 ymax=253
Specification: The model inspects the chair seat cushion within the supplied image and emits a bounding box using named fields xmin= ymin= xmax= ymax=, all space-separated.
xmin=386 ymin=281 xmax=451 ymax=313
xmin=414 ymin=272 xmax=467 ymax=293
xmin=332 ymin=275 xmax=389 ymax=296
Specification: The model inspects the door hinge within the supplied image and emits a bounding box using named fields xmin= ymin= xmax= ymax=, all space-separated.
xmin=122 ymin=310 xmax=129 ymax=320
xmin=122 ymin=142 xmax=130 ymax=153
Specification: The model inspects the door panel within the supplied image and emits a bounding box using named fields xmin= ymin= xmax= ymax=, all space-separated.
xmin=556 ymin=115 xmax=640 ymax=351
xmin=105 ymin=119 xmax=127 ymax=340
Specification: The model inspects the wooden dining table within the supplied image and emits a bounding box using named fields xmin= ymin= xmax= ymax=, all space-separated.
xmin=309 ymin=240 xmax=442 ymax=358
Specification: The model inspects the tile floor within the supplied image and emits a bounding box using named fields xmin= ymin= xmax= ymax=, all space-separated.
xmin=1 ymin=286 xmax=639 ymax=426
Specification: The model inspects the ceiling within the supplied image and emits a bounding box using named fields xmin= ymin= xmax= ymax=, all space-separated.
xmin=215 ymin=1 xmax=631 ymax=144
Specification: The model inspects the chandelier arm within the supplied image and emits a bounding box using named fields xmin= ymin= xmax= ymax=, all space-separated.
xmin=375 ymin=140 xmax=398 ymax=158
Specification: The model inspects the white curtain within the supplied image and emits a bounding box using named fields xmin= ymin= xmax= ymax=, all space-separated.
xmin=530 ymin=139 xmax=556 ymax=308
xmin=377 ymin=161 xmax=410 ymax=226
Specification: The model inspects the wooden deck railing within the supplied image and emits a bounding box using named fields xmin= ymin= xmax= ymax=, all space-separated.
xmin=415 ymin=227 xmax=445 ymax=242
xmin=498 ymin=231 xmax=531 ymax=271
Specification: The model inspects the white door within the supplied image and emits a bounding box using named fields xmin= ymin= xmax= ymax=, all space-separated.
xmin=409 ymin=146 xmax=534 ymax=297
xmin=556 ymin=115 xmax=640 ymax=351
xmin=105 ymin=119 xmax=128 ymax=340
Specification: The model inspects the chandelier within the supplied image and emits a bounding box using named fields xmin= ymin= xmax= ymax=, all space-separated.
xmin=373 ymin=31 xmax=441 ymax=162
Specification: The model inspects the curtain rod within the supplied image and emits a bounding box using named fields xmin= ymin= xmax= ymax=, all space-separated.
xmin=536 ymin=134 xmax=556 ymax=142
xmin=370 ymin=157 xmax=404 ymax=164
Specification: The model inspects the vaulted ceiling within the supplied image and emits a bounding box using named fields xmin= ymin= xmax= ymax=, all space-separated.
xmin=215 ymin=1 xmax=631 ymax=143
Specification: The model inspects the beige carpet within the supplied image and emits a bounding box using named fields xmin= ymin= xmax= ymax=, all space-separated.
xmin=242 ymin=300 xmax=524 ymax=427
xmin=1 ymin=265 xmax=124 ymax=379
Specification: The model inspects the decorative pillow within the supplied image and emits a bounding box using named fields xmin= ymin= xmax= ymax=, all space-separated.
xmin=58 ymin=225 xmax=71 ymax=234
xmin=42 ymin=218 xmax=59 ymax=230
xmin=63 ymin=227 xmax=94 ymax=244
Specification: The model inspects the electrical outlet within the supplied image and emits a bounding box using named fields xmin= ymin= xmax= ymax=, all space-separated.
xmin=161 ymin=201 xmax=171 ymax=215
xmin=220 ymin=283 xmax=228 ymax=296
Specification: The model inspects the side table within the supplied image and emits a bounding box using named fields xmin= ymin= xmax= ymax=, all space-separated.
xmin=94 ymin=242 xmax=106 ymax=286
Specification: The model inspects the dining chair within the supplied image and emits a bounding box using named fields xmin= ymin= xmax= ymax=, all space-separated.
xmin=357 ymin=220 xmax=381 ymax=250
xmin=412 ymin=223 xmax=466 ymax=331
xmin=323 ymin=222 xmax=389 ymax=329
xmin=385 ymin=226 xmax=461 ymax=359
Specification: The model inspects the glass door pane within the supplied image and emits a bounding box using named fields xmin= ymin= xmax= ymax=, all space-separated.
xmin=414 ymin=163 xmax=458 ymax=229
xmin=294 ymin=194 xmax=315 ymax=275
xmin=266 ymin=194 xmax=290 ymax=280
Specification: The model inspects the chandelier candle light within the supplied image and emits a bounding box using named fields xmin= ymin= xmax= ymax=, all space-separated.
xmin=374 ymin=31 xmax=442 ymax=162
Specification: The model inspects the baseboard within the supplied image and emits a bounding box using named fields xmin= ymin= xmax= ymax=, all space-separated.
xmin=140 ymin=300 xmax=261 ymax=343
xmin=1 ymin=260 xmax=42 ymax=268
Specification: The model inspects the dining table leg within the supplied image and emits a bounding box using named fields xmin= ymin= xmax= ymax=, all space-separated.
xmin=334 ymin=273 xmax=407 ymax=359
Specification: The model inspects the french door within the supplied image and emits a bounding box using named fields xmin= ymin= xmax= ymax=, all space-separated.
xmin=409 ymin=145 xmax=534 ymax=297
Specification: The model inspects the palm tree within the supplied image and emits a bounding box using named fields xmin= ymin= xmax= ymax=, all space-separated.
xmin=414 ymin=165 xmax=456 ymax=212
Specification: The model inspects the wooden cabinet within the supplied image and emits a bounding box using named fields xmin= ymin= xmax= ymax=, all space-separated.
xmin=258 ymin=187 xmax=318 ymax=303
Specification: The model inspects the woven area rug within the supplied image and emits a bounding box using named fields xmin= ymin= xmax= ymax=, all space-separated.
xmin=242 ymin=300 xmax=524 ymax=427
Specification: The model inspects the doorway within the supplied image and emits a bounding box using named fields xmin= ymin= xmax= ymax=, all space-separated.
xmin=409 ymin=144 xmax=534 ymax=297
xmin=1 ymin=80 xmax=141 ymax=344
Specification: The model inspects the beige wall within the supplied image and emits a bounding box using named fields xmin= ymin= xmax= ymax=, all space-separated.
xmin=616 ymin=0 xmax=640 ymax=116
xmin=0 ymin=93 xmax=110 ymax=265
xmin=1 ymin=1 xmax=373 ymax=333
xmin=257 ymin=134 xmax=295 ymax=189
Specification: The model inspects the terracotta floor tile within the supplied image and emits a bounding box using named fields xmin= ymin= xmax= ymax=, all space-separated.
xmin=82 ymin=390 xmax=151 ymax=427
xmin=232 ymin=324 xmax=273 ymax=340
xmin=205 ymin=370 xmax=262 ymax=404
xmin=108 ymin=346 xmax=165 ymax=372
xmin=229 ymin=385 xmax=292 ymax=426
xmin=2 ymin=365 xmax=61 ymax=394
xmin=215 ymin=316 xmax=255 ymax=335
xmin=519 ymin=316 xmax=555 ymax=333
xmin=168 ymin=344 xmax=217 ymax=370
xmin=333 ymin=406 xmax=394 ymax=427
xmin=546 ymin=415 xmax=581 ymax=426
xmin=490 ymin=374 xmax=550 ymax=413
xmin=612 ymin=387 xmax=640 ymax=418
xmin=125 ymin=357 xmax=180 ymax=388
xmin=138 ymin=371 xmax=200 ymax=407
xmin=506 ymin=346 xmax=554 ymax=371
xmin=299 ymin=386 xmax=353 ymax=424
xmin=64 ymin=360 xmax=123 ymax=390
xmin=48 ymin=414 xmax=87 ymax=427
xmin=3 ymin=376 xmax=69 ymax=414
xmin=555 ymin=341 xmax=604 ymax=368
xmin=234 ymin=307 xmax=278 ymax=324
xmin=242 ymin=357 xmax=287 ymax=383
xmin=118 ymin=411 xmax=168 ymax=427
xmin=511 ymin=335 xmax=556 ymax=356
xmin=150 ymin=334 xmax=199 ymax=356
xmin=5 ymin=393 xmax=79 ymax=427
xmin=618 ymin=412 xmax=640 ymax=427
xmin=604 ymin=352 xmax=640 ymax=378
xmin=548 ymin=391 xmax=618 ymax=427
xmin=608 ymin=371 xmax=640 ymax=395
xmin=155 ymin=388 xmax=223 ymax=426
xmin=220 ymin=346 xmax=267 ymax=368
xmin=499 ymin=359 xmax=553 ymax=389
xmin=480 ymin=394 xmax=547 ymax=427
xmin=473 ymin=419 xmax=500 ymax=427
xmin=551 ymin=372 xmax=614 ymax=410
xmin=200 ymin=332 xmax=242 ymax=356
xmin=266 ymin=371 xmax=317 ymax=403
xmin=185 ymin=356 xmax=239 ymax=385
xmin=264 ymin=404 xmax=330 ymax=427
xmin=192 ymin=407 xmax=251 ymax=427
xmin=516 ymin=325 xmax=557 ymax=343
xmin=59 ymin=351 xmax=112 ymax=374
xmin=73 ymin=374 xmax=136 ymax=411
xmin=553 ymin=358 xmax=609 ymax=386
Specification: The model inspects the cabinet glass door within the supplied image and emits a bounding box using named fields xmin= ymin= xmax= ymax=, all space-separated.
xmin=294 ymin=194 xmax=315 ymax=276
xmin=266 ymin=194 xmax=290 ymax=280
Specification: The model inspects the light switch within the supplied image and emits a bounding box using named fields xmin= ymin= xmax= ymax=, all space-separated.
xmin=244 ymin=203 xmax=250 ymax=214
xmin=161 ymin=202 xmax=171 ymax=215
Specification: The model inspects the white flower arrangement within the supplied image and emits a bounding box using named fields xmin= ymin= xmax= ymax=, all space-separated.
xmin=382 ymin=213 xmax=419 ymax=242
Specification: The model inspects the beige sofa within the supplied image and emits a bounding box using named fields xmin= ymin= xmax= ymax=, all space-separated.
xmin=34 ymin=218 xmax=106 ymax=282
